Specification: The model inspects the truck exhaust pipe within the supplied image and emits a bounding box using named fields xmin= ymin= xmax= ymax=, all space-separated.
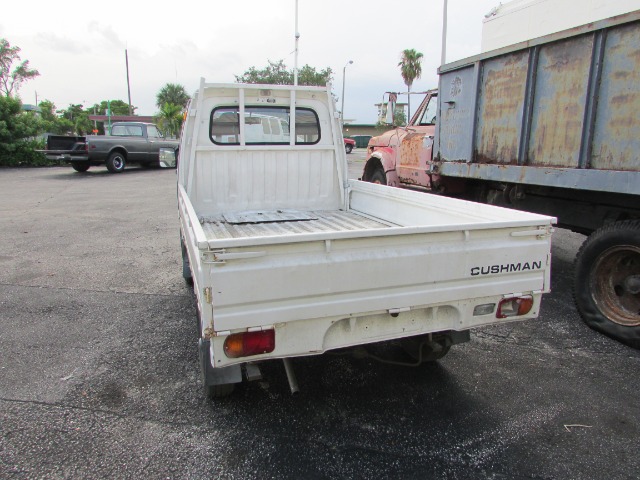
xmin=282 ymin=358 xmax=299 ymax=395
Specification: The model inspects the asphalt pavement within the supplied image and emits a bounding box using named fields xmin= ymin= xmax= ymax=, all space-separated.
xmin=1 ymin=159 xmax=638 ymax=479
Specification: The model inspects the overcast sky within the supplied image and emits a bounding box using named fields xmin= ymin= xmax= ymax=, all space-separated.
xmin=2 ymin=0 xmax=501 ymax=124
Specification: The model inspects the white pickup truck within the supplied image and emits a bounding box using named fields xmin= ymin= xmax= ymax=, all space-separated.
xmin=178 ymin=80 xmax=555 ymax=398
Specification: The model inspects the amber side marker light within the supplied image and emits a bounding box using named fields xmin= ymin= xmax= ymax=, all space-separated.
xmin=224 ymin=330 xmax=275 ymax=358
xmin=497 ymin=296 xmax=534 ymax=319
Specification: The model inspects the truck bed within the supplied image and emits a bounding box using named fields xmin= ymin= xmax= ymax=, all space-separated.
xmin=200 ymin=209 xmax=394 ymax=241
xmin=194 ymin=180 xmax=550 ymax=247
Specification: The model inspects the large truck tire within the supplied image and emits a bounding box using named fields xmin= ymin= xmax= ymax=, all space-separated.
xmin=573 ymin=220 xmax=640 ymax=349
xmin=367 ymin=168 xmax=387 ymax=185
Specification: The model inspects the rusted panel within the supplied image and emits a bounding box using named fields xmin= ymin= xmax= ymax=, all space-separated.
xmin=398 ymin=132 xmax=433 ymax=187
xmin=527 ymin=35 xmax=594 ymax=167
xmin=591 ymin=21 xmax=640 ymax=172
xmin=475 ymin=51 xmax=529 ymax=165
xmin=437 ymin=66 xmax=476 ymax=162
xmin=399 ymin=133 xmax=423 ymax=168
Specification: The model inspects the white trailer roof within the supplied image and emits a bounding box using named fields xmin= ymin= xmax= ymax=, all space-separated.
xmin=482 ymin=0 xmax=640 ymax=52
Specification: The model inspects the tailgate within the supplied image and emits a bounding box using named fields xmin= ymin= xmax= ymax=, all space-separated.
xmin=207 ymin=224 xmax=552 ymax=332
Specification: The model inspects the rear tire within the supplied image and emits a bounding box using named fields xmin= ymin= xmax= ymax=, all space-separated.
xmin=106 ymin=152 xmax=126 ymax=173
xmin=573 ymin=220 xmax=640 ymax=349
xmin=369 ymin=168 xmax=387 ymax=185
xmin=345 ymin=144 xmax=353 ymax=154
xmin=72 ymin=162 xmax=90 ymax=172
xmin=205 ymin=383 xmax=235 ymax=399
xmin=181 ymin=238 xmax=193 ymax=286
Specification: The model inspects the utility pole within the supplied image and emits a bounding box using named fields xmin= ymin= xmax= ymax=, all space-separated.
xmin=441 ymin=0 xmax=448 ymax=65
xmin=294 ymin=0 xmax=299 ymax=86
xmin=125 ymin=49 xmax=133 ymax=115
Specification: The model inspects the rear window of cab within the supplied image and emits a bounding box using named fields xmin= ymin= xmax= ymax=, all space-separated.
xmin=210 ymin=106 xmax=320 ymax=145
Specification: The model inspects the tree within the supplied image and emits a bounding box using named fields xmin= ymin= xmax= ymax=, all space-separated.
xmin=156 ymin=83 xmax=190 ymax=110
xmin=235 ymin=60 xmax=332 ymax=86
xmin=0 ymin=95 xmax=46 ymax=166
xmin=38 ymin=99 xmax=73 ymax=134
xmin=297 ymin=64 xmax=333 ymax=86
xmin=155 ymin=102 xmax=183 ymax=138
xmin=59 ymin=104 xmax=85 ymax=122
xmin=58 ymin=104 xmax=93 ymax=135
xmin=95 ymin=99 xmax=137 ymax=116
xmin=391 ymin=108 xmax=407 ymax=127
xmin=235 ymin=60 xmax=292 ymax=84
xmin=398 ymin=49 xmax=424 ymax=123
xmin=0 ymin=38 xmax=40 ymax=97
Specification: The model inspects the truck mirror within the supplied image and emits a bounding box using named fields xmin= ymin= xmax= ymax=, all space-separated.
xmin=385 ymin=100 xmax=394 ymax=124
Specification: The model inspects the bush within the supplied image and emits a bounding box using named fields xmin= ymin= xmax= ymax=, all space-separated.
xmin=0 ymin=95 xmax=54 ymax=167
xmin=0 ymin=138 xmax=50 ymax=167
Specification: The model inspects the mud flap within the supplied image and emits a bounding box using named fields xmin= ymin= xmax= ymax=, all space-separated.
xmin=199 ymin=338 xmax=242 ymax=386
xmin=449 ymin=330 xmax=471 ymax=345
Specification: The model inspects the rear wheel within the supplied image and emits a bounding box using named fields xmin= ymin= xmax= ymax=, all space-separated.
xmin=205 ymin=383 xmax=235 ymax=399
xmin=369 ymin=168 xmax=387 ymax=185
xmin=345 ymin=143 xmax=353 ymax=154
xmin=574 ymin=220 xmax=640 ymax=349
xmin=106 ymin=152 xmax=126 ymax=173
xmin=181 ymin=237 xmax=193 ymax=286
xmin=72 ymin=162 xmax=90 ymax=172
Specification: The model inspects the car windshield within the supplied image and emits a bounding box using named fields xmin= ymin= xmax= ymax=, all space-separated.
xmin=417 ymin=95 xmax=438 ymax=126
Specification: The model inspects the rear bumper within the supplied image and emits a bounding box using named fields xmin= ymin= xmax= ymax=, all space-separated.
xmin=206 ymin=292 xmax=544 ymax=368
xmin=43 ymin=152 xmax=90 ymax=163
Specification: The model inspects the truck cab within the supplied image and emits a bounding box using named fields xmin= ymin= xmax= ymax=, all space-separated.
xmin=362 ymin=90 xmax=438 ymax=190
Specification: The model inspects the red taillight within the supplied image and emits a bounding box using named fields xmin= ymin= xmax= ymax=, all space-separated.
xmin=497 ymin=296 xmax=534 ymax=318
xmin=224 ymin=330 xmax=275 ymax=358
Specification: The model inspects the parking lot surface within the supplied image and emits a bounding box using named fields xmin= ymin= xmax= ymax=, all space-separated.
xmin=1 ymin=162 xmax=639 ymax=479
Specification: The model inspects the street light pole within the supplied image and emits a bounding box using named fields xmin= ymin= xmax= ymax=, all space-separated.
xmin=340 ymin=60 xmax=353 ymax=124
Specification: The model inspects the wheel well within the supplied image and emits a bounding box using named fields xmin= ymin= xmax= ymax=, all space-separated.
xmin=363 ymin=158 xmax=384 ymax=181
xmin=108 ymin=148 xmax=127 ymax=159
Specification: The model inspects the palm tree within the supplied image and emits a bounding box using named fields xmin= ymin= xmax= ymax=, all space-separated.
xmin=398 ymin=49 xmax=424 ymax=124
xmin=155 ymin=103 xmax=183 ymax=138
xmin=155 ymin=83 xmax=190 ymax=110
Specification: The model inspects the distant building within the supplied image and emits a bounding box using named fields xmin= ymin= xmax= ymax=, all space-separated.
xmin=21 ymin=104 xmax=41 ymax=114
xmin=88 ymin=115 xmax=154 ymax=124
xmin=343 ymin=124 xmax=380 ymax=137
xmin=375 ymin=101 xmax=408 ymax=124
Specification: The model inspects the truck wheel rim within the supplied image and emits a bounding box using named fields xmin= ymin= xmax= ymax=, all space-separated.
xmin=590 ymin=245 xmax=640 ymax=327
xmin=114 ymin=157 xmax=123 ymax=168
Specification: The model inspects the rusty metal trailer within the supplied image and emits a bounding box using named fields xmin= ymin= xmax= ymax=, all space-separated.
xmin=433 ymin=9 xmax=640 ymax=348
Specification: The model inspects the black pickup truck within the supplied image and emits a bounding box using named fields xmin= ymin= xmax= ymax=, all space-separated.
xmin=44 ymin=122 xmax=180 ymax=173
